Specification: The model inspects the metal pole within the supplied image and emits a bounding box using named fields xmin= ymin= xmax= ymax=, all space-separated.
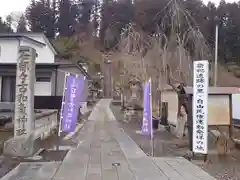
xmin=214 ymin=24 xmax=219 ymax=87
xmin=149 ymin=78 xmax=154 ymax=157
xmin=101 ymin=54 xmax=105 ymax=98
xmin=58 ymin=72 xmax=69 ymax=137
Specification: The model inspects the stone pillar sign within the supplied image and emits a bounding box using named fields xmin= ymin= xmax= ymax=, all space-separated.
xmin=3 ymin=46 xmax=36 ymax=157
xmin=14 ymin=46 xmax=36 ymax=137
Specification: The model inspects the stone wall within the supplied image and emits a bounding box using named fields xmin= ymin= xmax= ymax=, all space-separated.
xmin=3 ymin=110 xmax=58 ymax=157
xmin=34 ymin=110 xmax=58 ymax=140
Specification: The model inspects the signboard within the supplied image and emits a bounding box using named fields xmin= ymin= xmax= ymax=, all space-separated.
xmin=208 ymin=95 xmax=230 ymax=125
xmin=14 ymin=47 xmax=36 ymax=137
xmin=193 ymin=60 xmax=209 ymax=154
xmin=142 ymin=79 xmax=152 ymax=138
xmin=61 ymin=74 xmax=85 ymax=132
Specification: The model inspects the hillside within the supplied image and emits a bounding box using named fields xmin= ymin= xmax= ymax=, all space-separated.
xmin=218 ymin=65 xmax=240 ymax=87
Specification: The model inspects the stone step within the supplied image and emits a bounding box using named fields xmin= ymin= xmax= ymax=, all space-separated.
xmin=1 ymin=162 xmax=61 ymax=180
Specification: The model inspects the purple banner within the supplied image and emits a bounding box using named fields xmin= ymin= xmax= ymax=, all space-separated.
xmin=61 ymin=74 xmax=85 ymax=132
xmin=142 ymin=80 xmax=152 ymax=136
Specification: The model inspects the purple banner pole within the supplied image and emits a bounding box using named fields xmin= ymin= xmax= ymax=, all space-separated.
xmin=61 ymin=74 xmax=85 ymax=132
xmin=58 ymin=72 xmax=68 ymax=136
xmin=142 ymin=79 xmax=152 ymax=137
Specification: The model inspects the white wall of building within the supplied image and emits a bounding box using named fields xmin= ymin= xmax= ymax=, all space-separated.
xmin=232 ymin=94 xmax=240 ymax=120
xmin=0 ymin=39 xmax=19 ymax=63
xmin=0 ymin=34 xmax=55 ymax=64
xmin=34 ymin=82 xmax=52 ymax=96
xmin=25 ymin=34 xmax=55 ymax=64
xmin=20 ymin=40 xmax=55 ymax=64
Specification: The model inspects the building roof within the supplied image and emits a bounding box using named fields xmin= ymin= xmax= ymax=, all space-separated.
xmin=162 ymin=84 xmax=181 ymax=91
xmin=0 ymin=34 xmax=46 ymax=47
xmin=0 ymin=62 xmax=90 ymax=79
xmin=55 ymin=58 xmax=90 ymax=79
xmin=0 ymin=62 xmax=58 ymax=67
xmin=0 ymin=33 xmax=58 ymax=55
xmin=56 ymin=61 xmax=90 ymax=79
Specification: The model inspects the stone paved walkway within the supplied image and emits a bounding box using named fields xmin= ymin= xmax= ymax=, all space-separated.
xmin=2 ymin=99 xmax=216 ymax=180
xmin=53 ymin=99 xmax=216 ymax=180
xmin=53 ymin=99 xmax=137 ymax=180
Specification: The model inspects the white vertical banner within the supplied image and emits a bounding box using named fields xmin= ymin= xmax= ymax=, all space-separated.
xmin=193 ymin=60 xmax=209 ymax=154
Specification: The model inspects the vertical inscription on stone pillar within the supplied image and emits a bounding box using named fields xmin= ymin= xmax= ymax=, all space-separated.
xmin=14 ymin=47 xmax=36 ymax=137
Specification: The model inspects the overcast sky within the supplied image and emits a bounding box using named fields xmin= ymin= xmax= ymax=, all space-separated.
xmin=0 ymin=0 xmax=30 ymax=19
xmin=0 ymin=0 xmax=238 ymax=19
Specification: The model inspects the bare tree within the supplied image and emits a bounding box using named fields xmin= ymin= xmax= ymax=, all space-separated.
xmin=6 ymin=12 xmax=25 ymax=31
xmin=104 ymin=0 xmax=212 ymax=122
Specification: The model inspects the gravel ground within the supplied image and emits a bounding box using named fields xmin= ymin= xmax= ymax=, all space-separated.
xmin=111 ymin=104 xmax=240 ymax=180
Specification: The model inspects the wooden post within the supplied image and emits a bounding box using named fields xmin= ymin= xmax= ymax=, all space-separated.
xmin=187 ymin=95 xmax=193 ymax=152
xmin=160 ymin=102 xmax=168 ymax=126
xmin=229 ymin=94 xmax=233 ymax=139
